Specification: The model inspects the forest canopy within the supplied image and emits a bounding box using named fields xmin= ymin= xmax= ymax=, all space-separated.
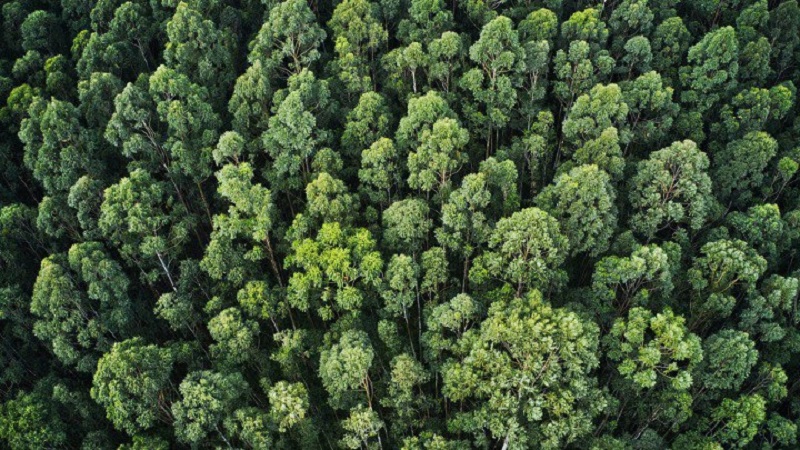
xmin=2 ymin=0 xmax=800 ymax=449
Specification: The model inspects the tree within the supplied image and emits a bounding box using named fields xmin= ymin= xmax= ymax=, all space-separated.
xmin=340 ymin=405 xmax=386 ymax=449
xmin=224 ymin=407 xmax=275 ymax=449
xmin=560 ymin=8 xmax=609 ymax=54
xmin=738 ymin=275 xmax=800 ymax=351
xmin=397 ymin=0 xmax=453 ymax=45
xmin=171 ymin=370 xmax=249 ymax=446
xmin=18 ymin=96 xmax=98 ymax=238
xmin=91 ymin=338 xmax=176 ymax=435
xmin=620 ymin=36 xmax=653 ymax=78
xmin=341 ymin=91 xmax=393 ymax=162
xmin=329 ymin=0 xmax=388 ymax=97
xmin=566 ymin=126 xmax=625 ymax=181
xmin=0 ymin=391 xmax=67 ymax=450
xmin=553 ymin=39 xmax=615 ymax=114
xmin=0 ymin=203 xmax=41 ymax=289
xmin=687 ymin=239 xmax=766 ymax=329
xmin=381 ymin=254 xmax=420 ymax=344
xmin=479 ymin=157 xmax=520 ymax=216
xmin=77 ymin=71 xmax=124 ymax=130
xmin=382 ymin=42 xmax=429 ymax=98
xmin=680 ymin=26 xmax=739 ymax=116
xmin=31 ymin=242 xmax=131 ymax=372
xmin=470 ymin=207 xmax=569 ymax=296
xmin=382 ymin=353 xmax=429 ymax=437
xmin=609 ymin=0 xmax=654 ymax=56
xmin=436 ymin=173 xmax=492 ymax=289
xmin=19 ymin=97 xmax=94 ymax=195
xmin=712 ymin=131 xmax=777 ymax=206
xmin=407 ymin=117 xmax=469 ymax=195
xmin=726 ymin=204 xmax=788 ymax=269
xmin=262 ymin=69 xmax=331 ymax=193
xmin=99 ymin=169 xmax=193 ymax=288
xmin=606 ymin=307 xmax=702 ymax=391
xmin=203 ymin=161 xmax=282 ymax=286
xmin=147 ymin=65 xmax=220 ymax=185
xmin=702 ymin=394 xmax=767 ymax=448
xmin=75 ymin=1 xmax=162 ymax=80
xmin=604 ymin=306 xmax=702 ymax=437
xmin=20 ymin=10 xmax=64 ymax=55
xmin=459 ymin=16 xmax=525 ymax=154
xmin=268 ymin=381 xmax=309 ymax=432
xmin=629 ymin=140 xmax=714 ymax=238
xmin=650 ymin=17 xmax=691 ymax=83
xmin=712 ymin=86 xmax=793 ymax=141
xmin=767 ymin=0 xmax=800 ymax=80
xmin=155 ymin=259 xmax=209 ymax=336
xmin=427 ymin=31 xmax=465 ymax=93
xmin=620 ymin=71 xmax=678 ymax=153
xmin=305 ymin=172 xmax=358 ymax=225
xmin=285 ymin=222 xmax=383 ymax=319
xmin=562 ymin=83 xmax=630 ymax=155
xmin=422 ymin=292 xmax=482 ymax=361
xmin=517 ymin=9 xmax=558 ymax=125
xmin=249 ymin=0 xmax=327 ymax=77
xmin=536 ymin=164 xmax=617 ymax=256
xmin=104 ymin=66 xmax=221 ymax=217
xmin=697 ymin=329 xmax=758 ymax=393
xmin=359 ymin=138 xmax=403 ymax=208
xmin=228 ymin=62 xmax=273 ymax=150
xmin=163 ymin=1 xmax=235 ymax=103
xmin=590 ymin=243 xmax=675 ymax=320
xmin=395 ymin=90 xmax=456 ymax=155
xmin=207 ymin=307 xmax=260 ymax=368
xmin=737 ymin=20 xmax=771 ymax=87
xmin=442 ymin=290 xmax=604 ymax=449
xmin=382 ymin=198 xmax=432 ymax=254
xmin=319 ymin=329 xmax=376 ymax=409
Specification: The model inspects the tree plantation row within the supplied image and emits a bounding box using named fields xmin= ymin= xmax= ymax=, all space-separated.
xmin=1 ymin=0 xmax=800 ymax=448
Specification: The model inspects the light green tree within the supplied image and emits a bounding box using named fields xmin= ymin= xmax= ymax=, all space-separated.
xmin=171 ymin=370 xmax=249 ymax=446
xmin=442 ymin=291 xmax=605 ymax=449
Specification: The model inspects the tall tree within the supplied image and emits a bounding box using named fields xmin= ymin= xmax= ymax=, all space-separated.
xmin=31 ymin=242 xmax=131 ymax=372
xmin=536 ymin=164 xmax=617 ymax=257
xmin=459 ymin=16 xmax=525 ymax=154
xmin=91 ymin=338 xmax=177 ymax=436
xmin=442 ymin=290 xmax=604 ymax=449
xmin=629 ymin=140 xmax=714 ymax=238
xmin=470 ymin=207 xmax=569 ymax=296
xmin=329 ymin=0 xmax=388 ymax=98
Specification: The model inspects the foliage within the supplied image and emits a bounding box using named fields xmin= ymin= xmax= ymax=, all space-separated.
xmin=2 ymin=1 xmax=800 ymax=448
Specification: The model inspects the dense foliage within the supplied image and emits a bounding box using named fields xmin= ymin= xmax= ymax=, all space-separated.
xmin=1 ymin=0 xmax=800 ymax=448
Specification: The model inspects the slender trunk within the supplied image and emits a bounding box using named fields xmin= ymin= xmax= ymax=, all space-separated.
xmin=486 ymin=127 xmax=492 ymax=158
xmin=461 ymin=255 xmax=470 ymax=293
xmin=134 ymin=39 xmax=150 ymax=70
xmin=416 ymin=288 xmax=423 ymax=349
xmin=156 ymin=251 xmax=177 ymax=292
xmin=196 ymin=180 xmax=213 ymax=226
xmin=161 ymin=164 xmax=204 ymax=244
xmin=216 ymin=424 xmax=233 ymax=449
xmin=404 ymin=307 xmax=417 ymax=358
xmin=264 ymin=236 xmax=284 ymax=287
xmin=363 ymin=376 xmax=373 ymax=409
